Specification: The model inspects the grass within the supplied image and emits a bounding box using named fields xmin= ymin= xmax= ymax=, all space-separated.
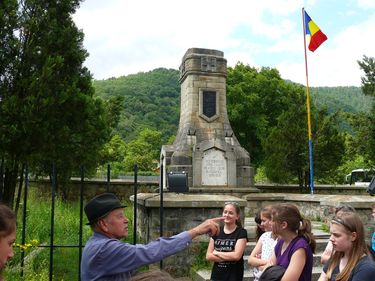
xmin=5 ymin=187 xmax=134 ymax=280
xmin=189 ymin=241 xmax=212 ymax=276
xmin=5 ymin=186 xmax=216 ymax=280
xmin=320 ymin=223 xmax=330 ymax=233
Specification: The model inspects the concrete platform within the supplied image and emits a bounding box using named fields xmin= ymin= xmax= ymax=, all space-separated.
xmin=242 ymin=193 xmax=375 ymax=208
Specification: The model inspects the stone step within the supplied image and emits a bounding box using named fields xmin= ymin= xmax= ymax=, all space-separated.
xmin=195 ymin=266 xmax=323 ymax=281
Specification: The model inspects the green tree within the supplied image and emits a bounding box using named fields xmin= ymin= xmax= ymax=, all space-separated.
xmin=263 ymin=87 xmax=308 ymax=186
xmin=93 ymin=68 xmax=180 ymax=142
xmin=357 ymin=55 xmax=375 ymax=163
xmin=124 ymin=128 xmax=162 ymax=172
xmin=312 ymin=111 xmax=346 ymax=183
xmin=358 ymin=55 xmax=375 ymax=97
xmin=227 ymin=63 xmax=291 ymax=166
xmin=0 ymin=0 xmax=111 ymax=205
xmin=264 ymin=98 xmax=345 ymax=187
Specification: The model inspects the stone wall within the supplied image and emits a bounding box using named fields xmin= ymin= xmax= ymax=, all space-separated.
xmin=243 ymin=193 xmax=375 ymax=243
xmin=30 ymin=179 xmax=371 ymax=200
xmin=29 ymin=178 xmax=157 ymax=201
xmin=132 ymin=193 xmax=247 ymax=277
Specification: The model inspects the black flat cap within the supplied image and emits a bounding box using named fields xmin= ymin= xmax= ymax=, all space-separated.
xmin=84 ymin=193 xmax=126 ymax=225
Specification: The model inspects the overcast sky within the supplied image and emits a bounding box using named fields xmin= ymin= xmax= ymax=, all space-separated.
xmin=73 ymin=0 xmax=375 ymax=87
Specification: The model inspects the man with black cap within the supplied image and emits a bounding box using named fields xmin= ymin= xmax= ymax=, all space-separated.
xmin=81 ymin=193 xmax=224 ymax=281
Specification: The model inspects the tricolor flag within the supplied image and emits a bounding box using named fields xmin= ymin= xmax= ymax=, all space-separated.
xmin=304 ymin=11 xmax=327 ymax=52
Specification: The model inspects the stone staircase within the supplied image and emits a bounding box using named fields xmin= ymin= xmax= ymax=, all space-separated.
xmin=195 ymin=218 xmax=330 ymax=281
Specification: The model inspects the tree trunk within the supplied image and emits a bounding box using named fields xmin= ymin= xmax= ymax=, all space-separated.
xmin=0 ymin=158 xmax=4 ymax=201
xmin=1 ymin=159 xmax=20 ymax=208
xmin=15 ymin=163 xmax=25 ymax=216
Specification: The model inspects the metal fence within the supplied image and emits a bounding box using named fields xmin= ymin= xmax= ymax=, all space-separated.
xmin=18 ymin=163 xmax=142 ymax=281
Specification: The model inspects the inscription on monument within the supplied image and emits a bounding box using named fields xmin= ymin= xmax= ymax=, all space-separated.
xmin=203 ymin=91 xmax=216 ymax=118
xmin=202 ymin=148 xmax=227 ymax=186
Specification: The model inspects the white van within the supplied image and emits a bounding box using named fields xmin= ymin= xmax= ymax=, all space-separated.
xmin=346 ymin=168 xmax=375 ymax=186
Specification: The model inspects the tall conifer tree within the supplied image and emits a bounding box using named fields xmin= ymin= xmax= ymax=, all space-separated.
xmin=0 ymin=0 xmax=110 ymax=205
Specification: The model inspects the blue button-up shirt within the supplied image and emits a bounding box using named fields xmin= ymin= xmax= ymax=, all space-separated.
xmin=81 ymin=231 xmax=192 ymax=281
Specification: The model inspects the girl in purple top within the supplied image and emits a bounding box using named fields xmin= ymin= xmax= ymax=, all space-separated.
xmin=267 ymin=204 xmax=316 ymax=281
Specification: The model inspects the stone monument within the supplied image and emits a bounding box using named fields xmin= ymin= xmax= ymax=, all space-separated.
xmin=160 ymin=48 xmax=254 ymax=189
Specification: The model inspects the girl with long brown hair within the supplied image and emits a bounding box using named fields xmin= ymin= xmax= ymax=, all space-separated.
xmin=206 ymin=202 xmax=248 ymax=281
xmin=318 ymin=211 xmax=375 ymax=281
xmin=266 ymin=203 xmax=315 ymax=281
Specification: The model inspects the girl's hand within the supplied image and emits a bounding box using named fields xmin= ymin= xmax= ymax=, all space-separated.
xmin=263 ymin=259 xmax=274 ymax=270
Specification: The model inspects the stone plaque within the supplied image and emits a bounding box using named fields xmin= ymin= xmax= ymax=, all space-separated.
xmin=202 ymin=91 xmax=216 ymax=118
xmin=202 ymin=148 xmax=227 ymax=186
xmin=201 ymin=57 xmax=217 ymax=71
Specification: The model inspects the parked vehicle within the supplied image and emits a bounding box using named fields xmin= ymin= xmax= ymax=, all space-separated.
xmin=345 ymin=168 xmax=375 ymax=186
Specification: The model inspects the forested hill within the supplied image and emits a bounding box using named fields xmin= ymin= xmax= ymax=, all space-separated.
xmin=310 ymin=86 xmax=372 ymax=114
xmin=93 ymin=68 xmax=180 ymax=141
xmin=93 ymin=68 xmax=372 ymax=140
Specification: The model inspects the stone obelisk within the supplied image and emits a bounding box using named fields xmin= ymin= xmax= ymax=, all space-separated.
xmin=161 ymin=48 xmax=254 ymax=189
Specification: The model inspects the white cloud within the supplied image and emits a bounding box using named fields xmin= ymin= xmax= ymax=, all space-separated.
xmin=74 ymin=0 xmax=375 ymax=86
xmin=307 ymin=13 xmax=375 ymax=86
xmin=357 ymin=0 xmax=375 ymax=9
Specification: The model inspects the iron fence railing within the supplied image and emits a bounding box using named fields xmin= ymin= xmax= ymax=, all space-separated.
xmin=18 ymin=163 xmax=142 ymax=281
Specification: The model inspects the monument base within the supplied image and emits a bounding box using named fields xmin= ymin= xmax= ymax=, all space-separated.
xmin=131 ymin=193 xmax=247 ymax=277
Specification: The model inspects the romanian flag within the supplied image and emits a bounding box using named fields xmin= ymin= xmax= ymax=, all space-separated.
xmin=304 ymin=11 xmax=327 ymax=52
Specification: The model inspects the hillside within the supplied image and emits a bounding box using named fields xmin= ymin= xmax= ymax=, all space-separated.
xmin=93 ymin=68 xmax=180 ymax=141
xmin=310 ymin=86 xmax=372 ymax=114
xmin=93 ymin=68 xmax=372 ymax=141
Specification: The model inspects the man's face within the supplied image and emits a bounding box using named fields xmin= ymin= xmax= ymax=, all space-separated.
xmin=102 ymin=208 xmax=129 ymax=239
xmin=0 ymin=228 xmax=16 ymax=269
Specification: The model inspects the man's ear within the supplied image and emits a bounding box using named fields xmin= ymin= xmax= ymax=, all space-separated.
xmin=97 ymin=218 xmax=109 ymax=232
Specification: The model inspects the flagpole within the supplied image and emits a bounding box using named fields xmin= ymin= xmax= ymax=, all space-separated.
xmin=302 ymin=7 xmax=314 ymax=194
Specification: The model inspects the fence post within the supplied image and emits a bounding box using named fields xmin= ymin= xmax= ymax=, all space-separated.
xmin=49 ymin=164 xmax=56 ymax=281
xmin=133 ymin=164 xmax=138 ymax=245
xmin=106 ymin=163 xmax=110 ymax=192
xmin=159 ymin=163 xmax=164 ymax=269
xmin=78 ymin=165 xmax=85 ymax=280
xmin=0 ymin=158 xmax=3 ymax=195
xmin=20 ymin=164 xmax=29 ymax=277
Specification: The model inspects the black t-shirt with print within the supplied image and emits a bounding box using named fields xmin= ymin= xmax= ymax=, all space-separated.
xmin=210 ymin=226 xmax=248 ymax=281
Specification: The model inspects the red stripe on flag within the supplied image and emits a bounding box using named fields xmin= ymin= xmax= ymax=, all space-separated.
xmin=308 ymin=30 xmax=327 ymax=52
